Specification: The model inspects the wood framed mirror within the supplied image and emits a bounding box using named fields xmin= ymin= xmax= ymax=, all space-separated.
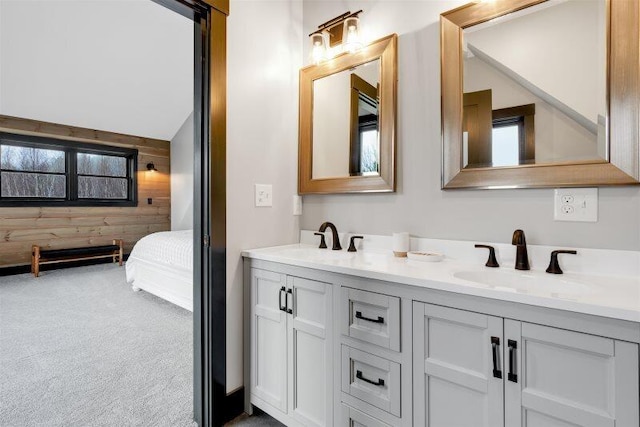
xmin=441 ymin=0 xmax=640 ymax=189
xmin=298 ymin=34 xmax=397 ymax=194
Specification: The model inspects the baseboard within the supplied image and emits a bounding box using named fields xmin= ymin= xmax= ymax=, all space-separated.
xmin=0 ymin=254 xmax=130 ymax=277
xmin=223 ymin=387 xmax=245 ymax=423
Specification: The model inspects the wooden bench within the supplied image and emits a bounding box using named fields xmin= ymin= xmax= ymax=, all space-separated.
xmin=31 ymin=240 xmax=124 ymax=277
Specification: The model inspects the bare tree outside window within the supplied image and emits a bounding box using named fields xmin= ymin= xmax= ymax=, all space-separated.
xmin=0 ymin=145 xmax=66 ymax=198
xmin=77 ymin=153 xmax=128 ymax=199
xmin=77 ymin=153 xmax=127 ymax=177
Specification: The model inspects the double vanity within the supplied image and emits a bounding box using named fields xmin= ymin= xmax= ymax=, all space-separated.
xmin=258 ymin=0 xmax=640 ymax=424
xmin=243 ymin=231 xmax=640 ymax=427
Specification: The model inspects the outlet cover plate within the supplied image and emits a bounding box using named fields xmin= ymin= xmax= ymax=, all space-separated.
xmin=255 ymin=184 xmax=272 ymax=207
xmin=554 ymin=188 xmax=598 ymax=222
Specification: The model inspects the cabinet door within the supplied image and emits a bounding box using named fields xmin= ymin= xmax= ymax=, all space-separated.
xmin=250 ymin=268 xmax=288 ymax=413
xmin=505 ymin=320 xmax=639 ymax=427
xmin=413 ymin=302 xmax=504 ymax=427
xmin=288 ymin=276 xmax=333 ymax=427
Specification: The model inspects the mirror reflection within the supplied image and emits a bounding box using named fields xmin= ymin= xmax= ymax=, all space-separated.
xmin=462 ymin=0 xmax=607 ymax=169
xmin=312 ymin=59 xmax=380 ymax=179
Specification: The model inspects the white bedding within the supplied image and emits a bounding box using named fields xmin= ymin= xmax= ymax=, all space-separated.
xmin=126 ymin=230 xmax=193 ymax=311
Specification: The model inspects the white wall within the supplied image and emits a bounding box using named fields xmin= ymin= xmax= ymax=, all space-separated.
xmin=0 ymin=0 xmax=193 ymax=141
xmin=171 ymin=112 xmax=194 ymax=231
xmin=227 ymin=0 xmax=302 ymax=392
xmin=301 ymin=0 xmax=640 ymax=251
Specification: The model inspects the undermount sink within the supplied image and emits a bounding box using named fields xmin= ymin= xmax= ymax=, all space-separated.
xmin=453 ymin=269 xmax=593 ymax=296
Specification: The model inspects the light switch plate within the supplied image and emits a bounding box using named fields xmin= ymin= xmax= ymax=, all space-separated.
xmin=255 ymin=184 xmax=272 ymax=207
xmin=554 ymin=188 xmax=598 ymax=222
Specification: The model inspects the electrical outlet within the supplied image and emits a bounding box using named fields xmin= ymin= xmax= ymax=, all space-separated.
xmin=554 ymin=188 xmax=598 ymax=222
xmin=255 ymin=184 xmax=272 ymax=207
xmin=561 ymin=195 xmax=574 ymax=204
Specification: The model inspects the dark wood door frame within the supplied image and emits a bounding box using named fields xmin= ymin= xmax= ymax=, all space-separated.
xmin=152 ymin=0 xmax=230 ymax=426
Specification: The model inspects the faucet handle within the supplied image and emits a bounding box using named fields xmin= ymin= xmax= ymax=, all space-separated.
xmin=314 ymin=232 xmax=328 ymax=249
xmin=348 ymin=236 xmax=364 ymax=252
xmin=546 ymin=250 xmax=577 ymax=274
xmin=475 ymin=244 xmax=499 ymax=268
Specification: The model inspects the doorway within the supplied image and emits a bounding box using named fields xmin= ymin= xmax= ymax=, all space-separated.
xmin=0 ymin=0 xmax=229 ymax=425
xmin=152 ymin=1 xmax=229 ymax=425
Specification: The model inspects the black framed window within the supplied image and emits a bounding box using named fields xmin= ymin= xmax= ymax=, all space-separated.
xmin=0 ymin=132 xmax=138 ymax=207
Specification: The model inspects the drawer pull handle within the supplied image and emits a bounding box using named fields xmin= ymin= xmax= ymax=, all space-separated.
xmin=286 ymin=289 xmax=293 ymax=314
xmin=491 ymin=336 xmax=502 ymax=379
xmin=508 ymin=339 xmax=518 ymax=383
xmin=356 ymin=370 xmax=385 ymax=387
xmin=355 ymin=311 xmax=384 ymax=324
xmin=278 ymin=287 xmax=286 ymax=312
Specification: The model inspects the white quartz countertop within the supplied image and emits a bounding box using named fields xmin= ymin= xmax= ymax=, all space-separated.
xmin=242 ymin=244 xmax=640 ymax=323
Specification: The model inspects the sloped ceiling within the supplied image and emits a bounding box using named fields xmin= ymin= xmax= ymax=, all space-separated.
xmin=463 ymin=0 xmax=606 ymax=126
xmin=0 ymin=0 xmax=193 ymax=141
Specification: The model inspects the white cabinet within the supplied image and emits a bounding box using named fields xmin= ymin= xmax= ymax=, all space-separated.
xmin=413 ymin=302 xmax=639 ymax=427
xmin=245 ymin=258 xmax=640 ymax=427
xmin=341 ymin=287 xmax=401 ymax=351
xmin=412 ymin=302 xmax=504 ymax=427
xmin=339 ymin=287 xmax=405 ymax=426
xmin=250 ymin=268 xmax=333 ymax=426
xmin=505 ymin=321 xmax=639 ymax=427
xmin=250 ymin=268 xmax=287 ymax=413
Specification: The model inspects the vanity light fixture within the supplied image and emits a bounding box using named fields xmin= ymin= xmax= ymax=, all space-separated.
xmin=309 ymin=10 xmax=363 ymax=63
xmin=146 ymin=162 xmax=157 ymax=172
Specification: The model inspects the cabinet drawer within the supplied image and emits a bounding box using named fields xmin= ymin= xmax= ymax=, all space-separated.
xmin=341 ymin=287 xmax=400 ymax=351
xmin=340 ymin=404 xmax=391 ymax=427
xmin=341 ymin=345 xmax=401 ymax=417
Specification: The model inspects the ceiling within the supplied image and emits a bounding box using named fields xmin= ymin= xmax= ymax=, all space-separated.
xmin=0 ymin=0 xmax=193 ymax=141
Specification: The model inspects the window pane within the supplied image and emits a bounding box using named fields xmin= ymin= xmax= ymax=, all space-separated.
xmin=77 ymin=153 xmax=127 ymax=177
xmin=78 ymin=176 xmax=127 ymax=199
xmin=1 ymin=172 xmax=66 ymax=198
xmin=492 ymin=126 xmax=520 ymax=167
xmin=360 ymin=129 xmax=379 ymax=175
xmin=0 ymin=144 xmax=65 ymax=173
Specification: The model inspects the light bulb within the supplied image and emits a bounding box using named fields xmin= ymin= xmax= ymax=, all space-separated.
xmin=310 ymin=33 xmax=326 ymax=65
xmin=342 ymin=17 xmax=363 ymax=53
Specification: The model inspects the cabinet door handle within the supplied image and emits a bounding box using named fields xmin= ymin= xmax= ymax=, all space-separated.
xmin=278 ymin=287 xmax=286 ymax=312
xmin=491 ymin=336 xmax=502 ymax=379
xmin=508 ymin=340 xmax=518 ymax=383
xmin=355 ymin=311 xmax=384 ymax=324
xmin=356 ymin=370 xmax=385 ymax=387
xmin=286 ymin=288 xmax=293 ymax=314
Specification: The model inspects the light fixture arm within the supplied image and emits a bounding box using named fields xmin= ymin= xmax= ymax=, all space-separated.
xmin=308 ymin=9 xmax=364 ymax=57
xmin=309 ymin=10 xmax=362 ymax=36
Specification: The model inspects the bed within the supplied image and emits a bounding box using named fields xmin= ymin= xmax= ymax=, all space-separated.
xmin=125 ymin=230 xmax=193 ymax=311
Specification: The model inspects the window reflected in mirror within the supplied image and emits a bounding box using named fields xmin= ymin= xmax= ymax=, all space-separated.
xmin=350 ymin=73 xmax=379 ymax=176
xmin=312 ymin=59 xmax=380 ymax=179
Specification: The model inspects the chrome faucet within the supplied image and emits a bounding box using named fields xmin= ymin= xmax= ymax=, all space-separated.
xmin=512 ymin=229 xmax=530 ymax=270
xmin=318 ymin=222 xmax=342 ymax=250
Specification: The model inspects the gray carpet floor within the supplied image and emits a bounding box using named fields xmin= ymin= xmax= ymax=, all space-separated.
xmin=0 ymin=264 xmax=194 ymax=427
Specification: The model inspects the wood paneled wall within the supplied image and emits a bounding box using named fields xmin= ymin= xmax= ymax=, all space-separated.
xmin=0 ymin=115 xmax=171 ymax=268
